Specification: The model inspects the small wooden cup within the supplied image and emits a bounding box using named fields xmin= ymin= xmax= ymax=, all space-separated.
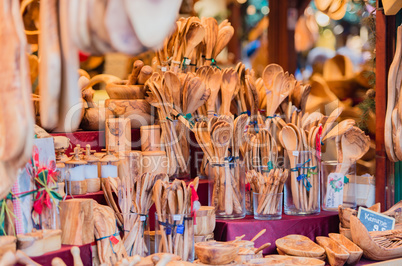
xmin=195 ymin=206 xmax=216 ymax=236
xmin=86 ymin=178 xmax=101 ymax=193
xmin=66 ymin=180 xmax=88 ymax=195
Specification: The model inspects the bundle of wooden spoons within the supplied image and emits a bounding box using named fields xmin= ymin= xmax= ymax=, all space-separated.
xmin=118 ymin=172 xmax=168 ymax=257
xmin=194 ymin=115 xmax=247 ymax=218
xmin=246 ymin=169 xmax=288 ymax=216
xmin=153 ymin=178 xmax=199 ymax=261
xmin=155 ymin=17 xmax=234 ymax=72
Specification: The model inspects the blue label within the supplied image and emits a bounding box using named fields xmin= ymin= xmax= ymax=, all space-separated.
xmin=176 ymin=224 xmax=184 ymax=234
xmin=357 ymin=207 xmax=395 ymax=232
xmin=165 ymin=226 xmax=171 ymax=235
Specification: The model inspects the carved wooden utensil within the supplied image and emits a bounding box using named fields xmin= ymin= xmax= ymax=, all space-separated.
xmin=338 ymin=127 xmax=370 ymax=176
xmin=220 ymin=68 xmax=238 ymax=115
xmin=39 ymin=0 xmax=61 ymax=130
xmin=213 ymin=25 xmax=234 ymax=59
xmin=281 ymin=126 xmax=300 ymax=210
xmin=385 ymin=25 xmax=402 ymax=162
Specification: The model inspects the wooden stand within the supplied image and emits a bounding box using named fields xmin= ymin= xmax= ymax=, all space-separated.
xmin=106 ymin=117 xmax=131 ymax=156
xmin=59 ymin=199 xmax=94 ymax=245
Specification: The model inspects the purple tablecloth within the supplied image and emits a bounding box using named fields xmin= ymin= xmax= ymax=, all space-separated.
xmin=215 ymin=211 xmax=340 ymax=255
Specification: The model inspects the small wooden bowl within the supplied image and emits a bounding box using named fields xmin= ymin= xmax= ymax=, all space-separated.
xmin=339 ymin=223 xmax=352 ymax=241
xmin=195 ymin=241 xmax=239 ymax=265
xmin=106 ymin=80 xmax=146 ymax=99
xmin=66 ymin=180 xmax=88 ymax=195
xmin=86 ymin=178 xmax=101 ymax=193
xmin=195 ymin=206 xmax=216 ymax=235
xmin=195 ymin=233 xmax=214 ymax=243
xmin=316 ymin=236 xmax=350 ymax=266
xmin=229 ymin=240 xmax=254 ymax=249
xmin=329 ymin=233 xmax=363 ymax=265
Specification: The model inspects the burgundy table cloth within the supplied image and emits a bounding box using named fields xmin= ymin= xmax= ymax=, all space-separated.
xmin=214 ymin=211 xmax=340 ymax=255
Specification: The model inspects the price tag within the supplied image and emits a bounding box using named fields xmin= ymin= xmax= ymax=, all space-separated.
xmin=173 ymin=214 xmax=181 ymax=221
xmin=292 ymin=151 xmax=299 ymax=156
xmin=161 ymin=67 xmax=167 ymax=72
xmin=325 ymin=172 xmax=345 ymax=209
xmin=176 ymin=224 xmax=184 ymax=234
xmin=110 ymin=235 xmax=119 ymax=245
xmin=358 ymin=207 xmax=395 ymax=232
xmin=184 ymin=58 xmax=191 ymax=65
xmin=140 ymin=216 xmax=146 ymax=221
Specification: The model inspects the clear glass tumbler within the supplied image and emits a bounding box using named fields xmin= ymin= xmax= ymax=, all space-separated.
xmin=120 ymin=213 xmax=150 ymax=257
xmin=155 ymin=213 xmax=194 ymax=261
xmin=253 ymin=192 xmax=283 ymax=220
xmin=284 ymin=150 xmax=320 ymax=215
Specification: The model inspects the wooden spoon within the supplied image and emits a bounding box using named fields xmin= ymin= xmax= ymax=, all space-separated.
xmin=212 ymin=25 xmax=234 ymax=58
xmin=338 ymin=127 xmax=370 ymax=176
xmin=281 ymin=126 xmax=300 ymax=210
xmin=206 ymin=70 xmax=222 ymax=116
xmin=220 ymin=68 xmax=238 ymax=115
xmin=164 ymin=71 xmax=182 ymax=111
xmin=183 ymin=22 xmax=205 ymax=60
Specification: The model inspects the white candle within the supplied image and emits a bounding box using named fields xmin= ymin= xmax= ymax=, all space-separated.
xmin=101 ymin=165 xmax=118 ymax=178
xmin=67 ymin=165 xmax=86 ymax=181
xmin=85 ymin=165 xmax=98 ymax=179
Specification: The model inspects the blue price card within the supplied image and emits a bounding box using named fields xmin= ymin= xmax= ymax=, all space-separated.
xmin=357 ymin=207 xmax=395 ymax=232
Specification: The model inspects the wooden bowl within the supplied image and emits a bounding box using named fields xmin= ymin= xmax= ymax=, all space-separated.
xmin=105 ymin=99 xmax=155 ymax=128
xmin=275 ymin=235 xmax=325 ymax=258
xmin=329 ymin=233 xmax=363 ymax=265
xmin=195 ymin=206 xmax=216 ymax=235
xmin=106 ymin=80 xmax=146 ymax=99
xmin=316 ymin=236 xmax=350 ymax=266
xmin=195 ymin=241 xmax=239 ymax=265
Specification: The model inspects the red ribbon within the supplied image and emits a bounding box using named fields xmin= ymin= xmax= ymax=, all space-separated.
xmin=190 ymin=184 xmax=199 ymax=225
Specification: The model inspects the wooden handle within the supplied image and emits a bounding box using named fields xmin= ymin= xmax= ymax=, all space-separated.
xmin=137 ymin=65 xmax=153 ymax=85
xmin=254 ymin=242 xmax=271 ymax=254
xmin=233 ymin=234 xmax=245 ymax=243
xmin=15 ymin=250 xmax=41 ymax=266
xmin=52 ymin=257 xmax=67 ymax=266
xmin=71 ymin=246 xmax=83 ymax=266
xmin=251 ymin=229 xmax=266 ymax=242
xmin=127 ymin=60 xmax=144 ymax=85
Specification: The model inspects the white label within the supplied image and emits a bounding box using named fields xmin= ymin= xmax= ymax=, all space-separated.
xmin=185 ymin=58 xmax=191 ymax=65
xmin=325 ymin=172 xmax=345 ymax=209
xmin=173 ymin=214 xmax=181 ymax=221
xmin=161 ymin=67 xmax=167 ymax=72
xmin=292 ymin=151 xmax=299 ymax=156
xmin=140 ymin=216 xmax=146 ymax=221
